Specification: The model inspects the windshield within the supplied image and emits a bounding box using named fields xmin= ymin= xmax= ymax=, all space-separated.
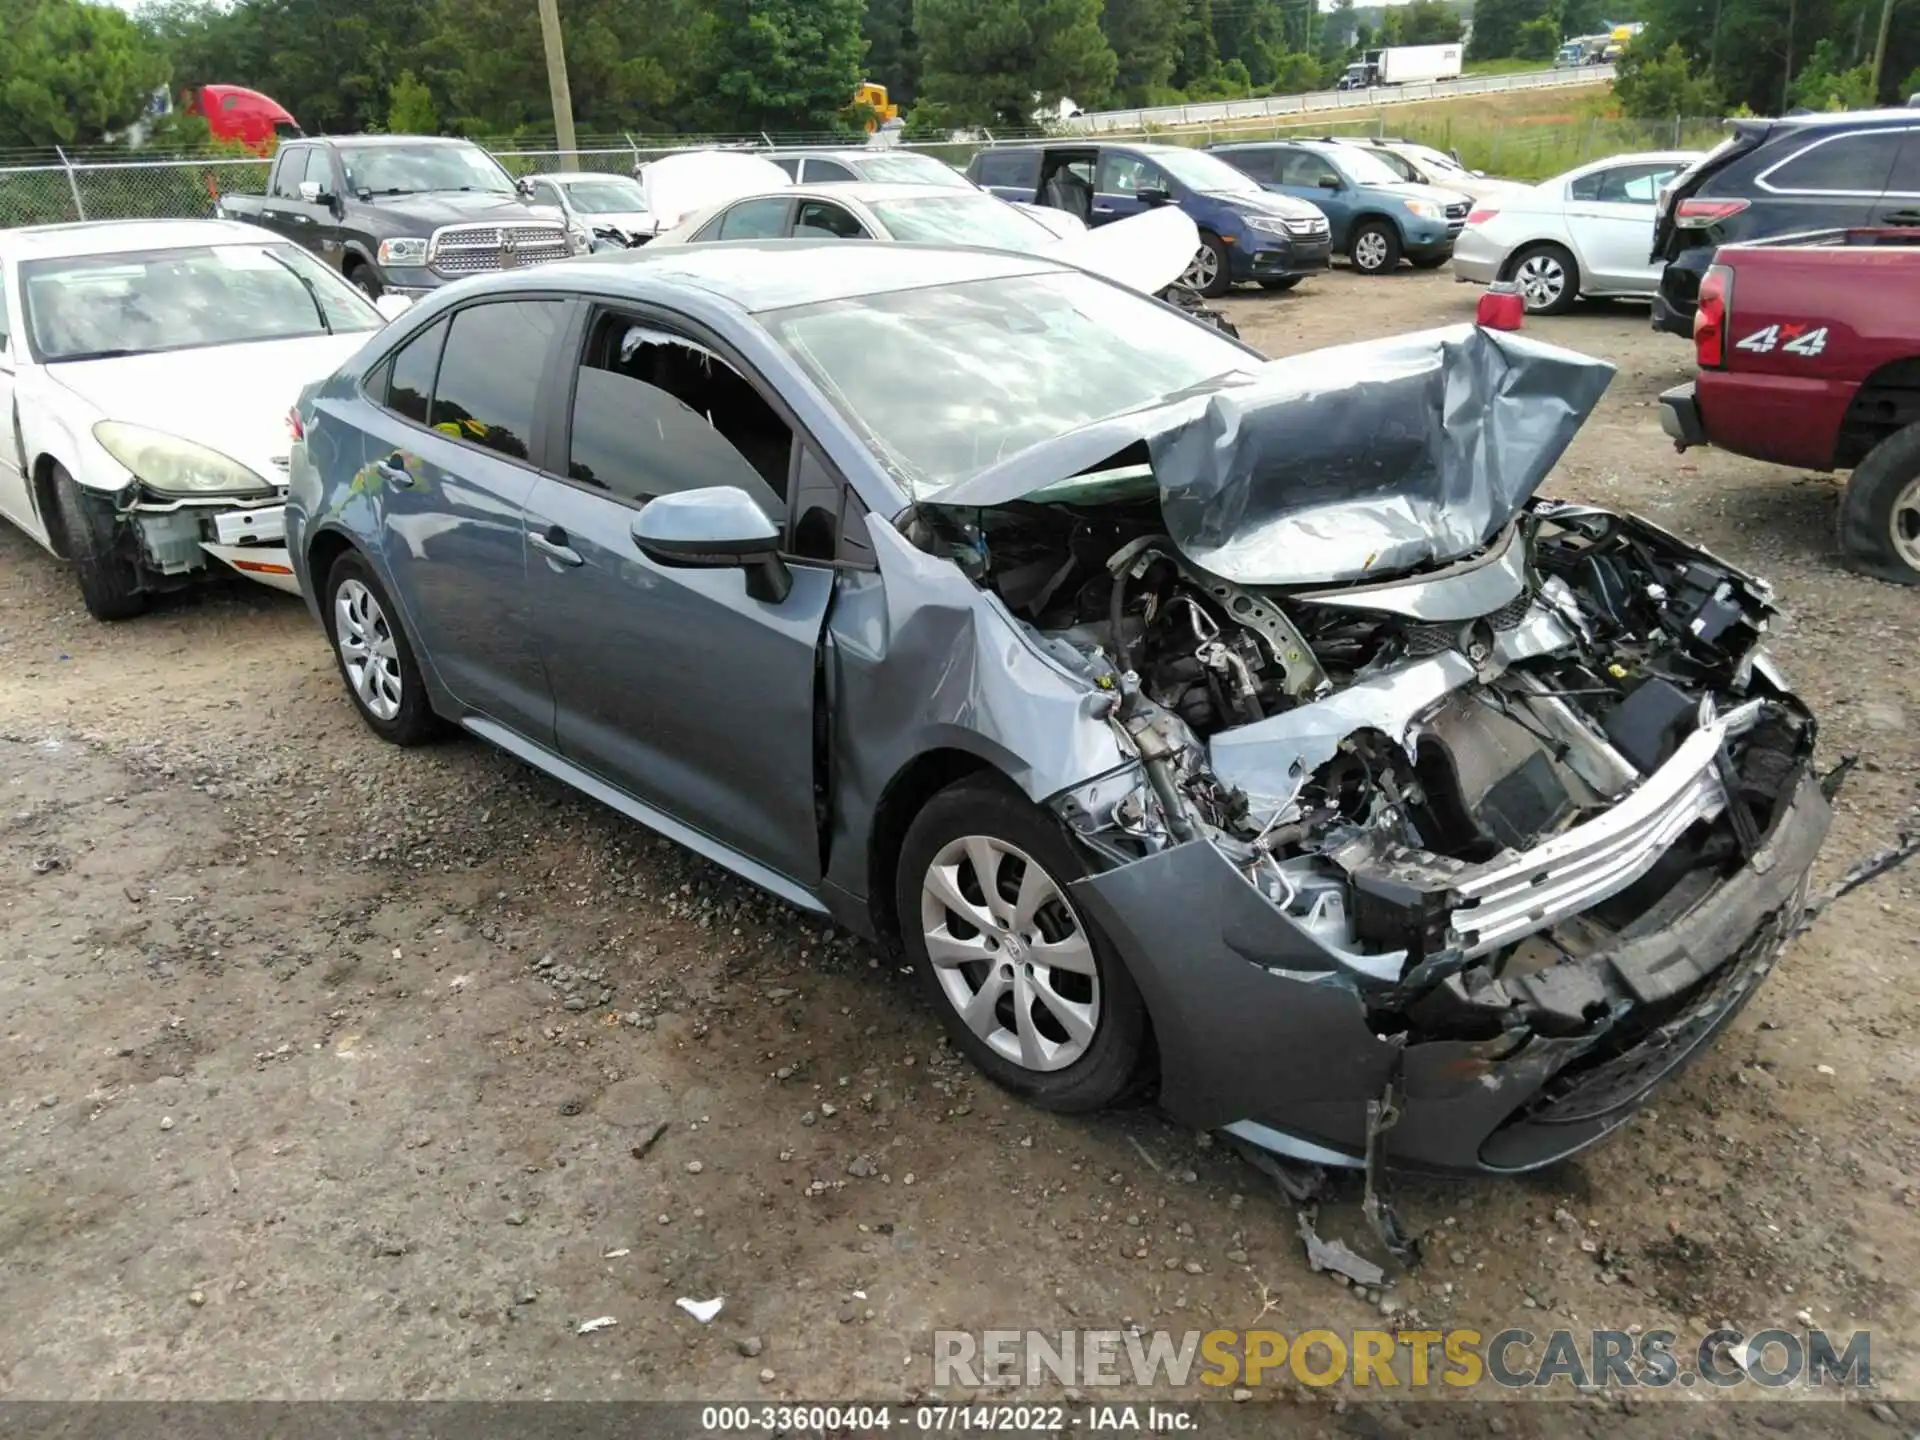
xmin=21 ymin=243 xmax=381 ymax=363
xmin=1403 ymin=143 xmax=1468 ymax=175
xmin=340 ymin=143 xmax=515 ymax=197
xmin=870 ymin=194 xmax=1056 ymax=251
xmin=857 ymin=153 xmax=970 ymax=186
xmin=765 ymin=270 xmax=1255 ymax=496
xmin=1149 ymin=148 xmax=1261 ymax=194
xmin=563 ymin=177 xmax=650 ymax=214
xmin=1329 ymin=146 xmax=1416 ymax=186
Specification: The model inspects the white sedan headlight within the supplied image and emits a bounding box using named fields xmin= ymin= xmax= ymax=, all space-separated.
xmin=1403 ymin=198 xmax=1443 ymax=220
xmin=93 ymin=422 xmax=274 ymax=497
xmin=378 ymin=237 xmax=430 ymax=267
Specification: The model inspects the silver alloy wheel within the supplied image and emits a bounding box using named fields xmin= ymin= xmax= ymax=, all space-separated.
xmin=919 ymin=834 xmax=1100 ymax=1073
xmin=1515 ymin=252 xmax=1567 ymax=310
xmin=1181 ymin=242 xmax=1219 ymax=291
xmin=1891 ymin=474 xmax=1920 ymax=573
xmin=1353 ymin=229 xmax=1391 ymax=271
xmin=334 ymin=578 xmax=404 ymax=722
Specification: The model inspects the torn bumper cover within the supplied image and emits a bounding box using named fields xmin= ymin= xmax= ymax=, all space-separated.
xmin=1067 ymin=768 xmax=1827 ymax=1175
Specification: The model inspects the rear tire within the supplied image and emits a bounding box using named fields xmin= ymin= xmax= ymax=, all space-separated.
xmin=1349 ymin=220 xmax=1402 ymax=274
xmin=52 ymin=466 xmax=147 ymax=622
xmin=896 ymin=776 xmax=1149 ymax=1113
xmin=1508 ymin=242 xmax=1579 ymax=315
xmin=1258 ymin=276 xmax=1303 ymax=291
xmin=1838 ymin=421 xmax=1920 ymax=585
xmin=321 ymin=550 xmax=442 ymax=745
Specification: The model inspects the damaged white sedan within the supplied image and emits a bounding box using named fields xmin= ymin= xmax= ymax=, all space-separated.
xmin=0 ymin=219 xmax=399 ymax=619
xmin=286 ymin=245 xmax=1832 ymax=1177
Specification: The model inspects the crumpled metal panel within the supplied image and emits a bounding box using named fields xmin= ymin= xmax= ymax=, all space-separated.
xmin=932 ymin=325 xmax=1614 ymax=589
xmin=1153 ymin=324 xmax=1615 ymax=586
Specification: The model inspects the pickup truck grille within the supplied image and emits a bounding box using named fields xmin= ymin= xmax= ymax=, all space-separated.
xmin=429 ymin=222 xmax=571 ymax=278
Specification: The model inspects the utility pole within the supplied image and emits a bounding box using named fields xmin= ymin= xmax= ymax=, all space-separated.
xmin=1872 ymin=0 xmax=1897 ymax=101
xmin=536 ymin=0 xmax=580 ymax=170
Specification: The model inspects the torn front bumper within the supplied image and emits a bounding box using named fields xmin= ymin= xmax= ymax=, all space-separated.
xmin=128 ymin=498 xmax=298 ymax=595
xmin=1068 ymin=768 xmax=1830 ymax=1176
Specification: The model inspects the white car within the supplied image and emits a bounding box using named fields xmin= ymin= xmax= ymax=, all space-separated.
xmin=652 ymin=180 xmax=1079 ymax=255
xmin=1338 ymin=138 xmax=1532 ymax=204
xmin=1450 ymin=150 xmax=1705 ymax=315
xmin=523 ymin=171 xmax=659 ymax=245
xmin=0 ymin=218 xmax=401 ymax=619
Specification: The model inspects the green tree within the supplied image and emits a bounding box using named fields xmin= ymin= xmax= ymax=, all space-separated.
xmin=1170 ymin=0 xmax=1220 ymax=91
xmin=2 ymin=0 xmax=170 ymax=148
xmin=1788 ymin=37 xmax=1875 ymax=108
xmin=914 ymin=0 xmax=1115 ymax=127
xmin=386 ymin=68 xmax=439 ymax=132
xmin=862 ymin=0 xmax=922 ymax=107
xmin=698 ymin=0 xmax=865 ymax=133
xmin=1612 ymin=40 xmax=1721 ymax=116
xmin=1100 ymin=0 xmax=1186 ymax=104
xmin=1270 ymin=50 xmax=1325 ymax=93
xmin=1212 ymin=0 xmax=1285 ymax=88
xmin=1515 ymin=15 xmax=1562 ymax=59
xmin=1466 ymin=0 xmax=1552 ymax=59
xmin=1382 ymin=0 xmax=1465 ymax=46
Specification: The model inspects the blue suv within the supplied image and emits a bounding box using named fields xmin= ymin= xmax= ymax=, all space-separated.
xmin=1207 ymin=139 xmax=1473 ymax=274
xmin=966 ymin=142 xmax=1333 ymax=297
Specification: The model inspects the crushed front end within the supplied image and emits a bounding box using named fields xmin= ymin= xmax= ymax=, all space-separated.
xmin=911 ymin=327 xmax=1831 ymax=1175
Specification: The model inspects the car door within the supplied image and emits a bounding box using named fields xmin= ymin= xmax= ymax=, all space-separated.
xmin=1754 ymin=126 xmax=1906 ymax=233
xmin=259 ymin=143 xmax=313 ymax=236
xmin=0 ymin=266 xmax=36 ymax=535
xmin=1091 ymin=150 xmax=1168 ymax=226
xmin=1564 ymin=160 xmax=1687 ymax=292
xmin=519 ymin=304 xmax=835 ymax=892
xmin=1275 ymin=149 xmax=1351 ymax=244
xmin=357 ymin=299 xmax=562 ymax=742
xmin=301 ymin=147 xmax=350 ymax=268
xmin=791 ymin=198 xmax=871 ymax=239
xmin=272 ymin=145 xmax=336 ymax=254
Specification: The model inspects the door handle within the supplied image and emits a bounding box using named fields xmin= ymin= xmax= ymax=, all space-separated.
xmin=1883 ymin=209 xmax=1920 ymax=226
xmin=374 ymin=453 xmax=414 ymax=487
xmin=529 ymin=525 xmax=583 ymax=568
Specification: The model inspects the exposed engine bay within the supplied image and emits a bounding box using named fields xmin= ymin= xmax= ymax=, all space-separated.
xmin=905 ymin=488 xmax=1815 ymax=1043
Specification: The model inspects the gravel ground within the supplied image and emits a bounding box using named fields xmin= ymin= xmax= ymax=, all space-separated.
xmin=1 ymin=263 xmax=1915 ymax=1426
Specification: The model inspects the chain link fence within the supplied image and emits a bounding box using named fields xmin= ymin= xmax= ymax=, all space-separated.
xmin=0 ymin=113 xmax=1729 ymax=229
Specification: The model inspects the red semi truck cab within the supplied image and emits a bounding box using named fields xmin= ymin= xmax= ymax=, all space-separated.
xmin=1660 ymin=229 xmax=1920 ymax=584
xmin=183 ymin=85 xmax=303 ymax=153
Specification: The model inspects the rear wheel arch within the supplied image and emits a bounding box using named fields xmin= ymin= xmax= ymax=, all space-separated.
xmin=1837 ymin=356 xmax=1920 ymax=469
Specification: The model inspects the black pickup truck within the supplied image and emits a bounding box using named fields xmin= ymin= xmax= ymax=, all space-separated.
xmin=218 ymin=135 xmax=579 ymax=300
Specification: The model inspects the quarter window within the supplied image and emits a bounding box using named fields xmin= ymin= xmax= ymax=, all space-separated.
xmin=715 ymin=197 xmax=791 ymax=240
xmin=565 ymin=312 xmax=794 ymax=520
xmin=377 ymin=317 xmax=447 ymax=426
xmin=1763 ymin=130 xmax=1905 ymax=194
xmin=429 ymin=301 xmax=564 ymax=460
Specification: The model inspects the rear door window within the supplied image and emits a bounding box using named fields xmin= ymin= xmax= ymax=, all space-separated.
xmin=428 ymin=300 xmax=566 ymax=461
xmin=1218 ymin=149 xmax=1276 ymax=182
xmin=800 ymin=159 xmax=857 ymax=183
xmin=973 ymin=150 xmax=1039 ymax=191
xmin=713 ymin=197 xmax=792 ymax=240
xmin=1760 ymin=128 xmax=1906 ymax=194
xmin=794 ymin=200 xmax=868 ymax=238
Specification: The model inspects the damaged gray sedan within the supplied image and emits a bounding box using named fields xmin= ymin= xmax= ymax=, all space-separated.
xmin=285 ymin=241 xmax=1830 ymax=1176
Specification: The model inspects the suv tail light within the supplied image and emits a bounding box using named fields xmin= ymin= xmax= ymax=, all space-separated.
xmin=1675 ymin=198 xmax=1750 ymax=228
xmin=1465 ymin=207 xmax=1499 ymax=227
xmin=287 ymin=407 xmax=305 ymax=442
xmin=1476 ymin=279 xmax=1525 ymax=331
xmin=1695 ymin=263 xmax=1733 ymax=368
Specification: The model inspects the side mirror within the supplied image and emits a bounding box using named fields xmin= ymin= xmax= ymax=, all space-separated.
xmin=1136 ymin=186 xmax=1172 ymax=206
xmin=1317 ymin=175 xmax=1342 ymax=191
xmin=374 ymin=294 xmax=414 ymax=321
xmin=631 ymin=486 xmax=791 ymax=603
xmin=298 ymin=180 xmax=326 ymax=204
xmin=515 ymin=176 xmax=534 ymax=197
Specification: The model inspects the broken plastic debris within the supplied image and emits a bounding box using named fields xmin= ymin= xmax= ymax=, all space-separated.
xmin=1297 ymin=1210 xmax=1386 ymax=1288
xmin=603 ymin=1248 xmax=631 ymax=1259
xmin=676 ymin=1296 xmax=724 ymax=1324
xmin=577 ymin=1316 xmax=618 ymax=1335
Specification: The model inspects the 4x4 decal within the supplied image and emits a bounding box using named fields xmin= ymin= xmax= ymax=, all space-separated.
xmin=1735 ymin=322 xmax=1830 ymax=358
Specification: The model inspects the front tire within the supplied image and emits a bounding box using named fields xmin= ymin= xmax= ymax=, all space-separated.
xmin=896 ymin=776 xmax=1149 ymax=1113
xmin=1349 ymin=220 xmax=1402 ymax=275
xmin=322 ymin=551 xmax=441 ymax=744
xmin=1838 ymin=421 xmax=1920 ymax=585
xmin=1409 ymin=252 xmax=1451 ymax=271
xmin=347 ymin=262 xmax=382 ymax=301
xmin=1258 ymin=276 xmax=1303 ymax=291
xmin=52 ymin=466 xmax=147 ymax=621
xmin=1181 ymin=232 xmax=1234 ymax=299
xmin=1509 ymin=242 xmax=1579 ymax=315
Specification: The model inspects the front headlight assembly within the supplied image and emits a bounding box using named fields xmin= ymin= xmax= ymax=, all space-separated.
xmin=377 ymin=236 xmax=430 ymax=267
xmin=93 ymin=422 xmax=275 ymax=497
xmin=1243 ymin=216 xmax=1295 ymax=236
xmin=1402 ymin=198 xmax=1443 ymax=220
